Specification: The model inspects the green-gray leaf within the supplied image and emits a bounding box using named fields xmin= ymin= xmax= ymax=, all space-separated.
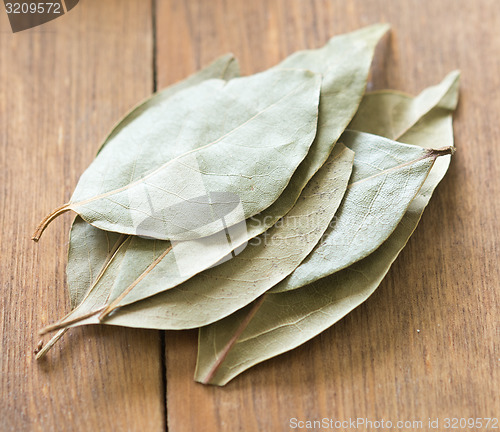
xmin=195 ymin=74 xmax=459 ymax=385
xmin=34 ymin=68 xmax=322 ymax=241
xmin=271 ymin=130 xmax=444 ymax=293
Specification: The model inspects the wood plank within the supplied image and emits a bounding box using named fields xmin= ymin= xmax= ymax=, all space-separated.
xmin=158 ymin=0 xmax=500 ymax=430
xmin=0 ymin=1 xmax=165 ymax=431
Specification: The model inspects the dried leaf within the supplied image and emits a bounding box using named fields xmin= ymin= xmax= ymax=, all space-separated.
xmin=195 ymin=77 xmax=459 ymax=385
xmin=34 ymin=68 xmax=322 ymax=241
xmin=271 ymin=131 xmax=443 ymax=292
xmin=42 ymin=144 xmax=354 ymax=332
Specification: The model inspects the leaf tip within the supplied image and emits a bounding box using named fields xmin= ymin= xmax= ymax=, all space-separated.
xmin=34 ymin=328 xmax=68 ymax=360
xmin=34 ymin=340 xmax=44 ymax=356
xmin=371 ymin=22 xmax=391 ymax=37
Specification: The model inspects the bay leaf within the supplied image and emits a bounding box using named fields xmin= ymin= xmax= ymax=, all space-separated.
xmin=33 ymin=67 xmax=322 ymax=241
xmin=63 ymin=25 xmax=389 ymax=316
xmin=41 ymin=144 xmax=354 ymax=333
xmin=67 ymin=54 xmax=241 ymax=309
xmin=272 ymin=71 xmax=460 ymax=293
xmin=195 ymin=76 xmax=459 ymax=385
xmin=271 ymin=130 xmax=446 ymax=293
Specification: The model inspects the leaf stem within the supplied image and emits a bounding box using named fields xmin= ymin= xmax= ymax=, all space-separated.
xmin=201 ymin=295 xmax=267 ymax=385
xmin=35 ymin=328 xmax=68 ymax=360
xmin=98 ymin=245 xmax=173 ymax=321
xmin=32 ymin=204 xmax=71 ymax=242
xmin=36 ymin=235 xmax=128 ymax=353
xmin=39 ymin=306 xmax=105 ymax=335
xmin=425 ymin=145 xmax=455 ymax=158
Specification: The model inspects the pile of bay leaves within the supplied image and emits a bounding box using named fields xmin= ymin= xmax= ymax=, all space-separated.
xmin=33 ymin=24 xmax=460 ymax=386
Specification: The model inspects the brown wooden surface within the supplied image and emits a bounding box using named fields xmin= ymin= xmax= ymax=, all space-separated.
xmin=0 ymin=1 xmax=164 ymax=431
xmin=1 ymin=0 xmax=499 ymax=431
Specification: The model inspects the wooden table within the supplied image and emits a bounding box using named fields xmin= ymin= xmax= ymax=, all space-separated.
xmin=1 ymin=1 xmax=498 ymax=430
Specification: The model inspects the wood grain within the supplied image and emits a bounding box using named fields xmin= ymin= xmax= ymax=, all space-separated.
xmin=158 ymin=1 xmax=499 ymax=431
xmin=0 ymin=1 xmax=164 ymax=431
xmin=2 ymin=0 xmax=499 ymax=431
